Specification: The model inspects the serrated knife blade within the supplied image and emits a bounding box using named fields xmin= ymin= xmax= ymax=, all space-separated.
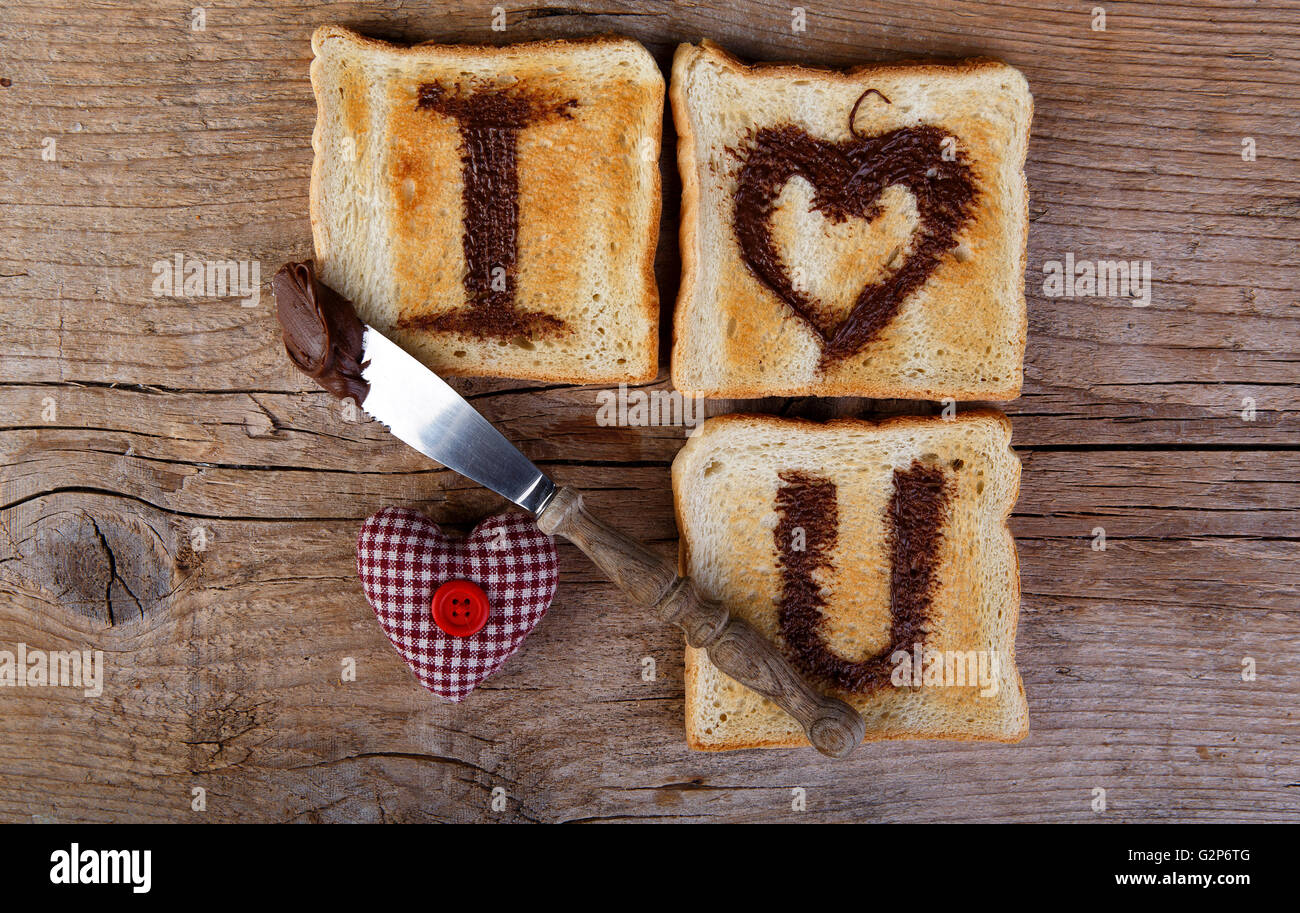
xmin=359 ymin=327 xmax=556 ymax=515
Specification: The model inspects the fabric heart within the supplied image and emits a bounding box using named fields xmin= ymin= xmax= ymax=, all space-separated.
xmin=357 ymin=507 xmax=558 ymax=701
xmin=733 ymin=122 xmax=978 ymax=364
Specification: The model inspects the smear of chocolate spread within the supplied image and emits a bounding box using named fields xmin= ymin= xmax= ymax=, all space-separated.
xmin=273 ymin=260 xmax=369 ymax=405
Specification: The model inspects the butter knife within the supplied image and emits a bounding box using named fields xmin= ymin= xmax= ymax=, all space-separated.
xmin=275 ymin=263 xmax=865 ymax=757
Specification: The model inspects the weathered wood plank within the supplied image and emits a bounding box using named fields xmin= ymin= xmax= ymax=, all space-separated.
xmin=1 ymin=448 xmax=1296 ymax=821
xmin=1 ymin=0 xmax=1297 ymax=822
xmin=1 ymin=383 xmax=1295 ymax=474
xmin=1 ymin=1 xmax=1297 ymax=441
xmin=4 ymin=403 xmax=1299 ymax=540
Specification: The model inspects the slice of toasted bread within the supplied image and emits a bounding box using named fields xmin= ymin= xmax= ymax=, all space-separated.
xmin=672 ymin=411 xmax=1027 ymax=750
xmin=310 ymin=26 xmax=662 ymax=384
xmin=670 ymin=41 xmax=1031 ymax=400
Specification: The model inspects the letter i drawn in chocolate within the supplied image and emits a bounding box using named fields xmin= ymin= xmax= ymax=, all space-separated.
xmin=401 ymin=84 xmax=578 ymax=341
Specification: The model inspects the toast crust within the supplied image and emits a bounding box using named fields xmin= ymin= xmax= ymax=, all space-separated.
xmin=674 ymin=410 xmax=1027 ymax=750
xmin=670 ymin=41 xmax=1031 ymax=400
xmin=309 ymin=25 xmax=662 ymax=385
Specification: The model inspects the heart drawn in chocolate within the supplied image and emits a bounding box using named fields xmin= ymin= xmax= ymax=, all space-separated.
xmin=733 ymin=121 xmax=978 ymax=364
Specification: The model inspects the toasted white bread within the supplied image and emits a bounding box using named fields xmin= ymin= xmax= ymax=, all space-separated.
xmin=309 ymin=26 xmax=662 ymax=384
xmin=670 ymin=41 xmax=1031 ymax=399
xmin=673 ymin=411 xmax=1027 ymax=750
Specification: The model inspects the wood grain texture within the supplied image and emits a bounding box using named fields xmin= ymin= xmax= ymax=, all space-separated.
xmin=1 ymin=0 xmax=1297 ymax=822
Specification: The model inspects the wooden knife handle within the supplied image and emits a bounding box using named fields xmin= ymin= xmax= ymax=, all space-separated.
xmin=536 ymin=486 xmax=865 ymax=758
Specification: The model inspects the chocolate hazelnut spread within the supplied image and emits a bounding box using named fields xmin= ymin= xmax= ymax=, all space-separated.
xmin=774 ymin=461 xmax=952 ymax=692
xmin=273 ymin=260 xmax=369 ymax=405
xmin=402 ymin=84 xmax=576 ymax=340
xmin=733 ymin=123 xmax=977 ymax=364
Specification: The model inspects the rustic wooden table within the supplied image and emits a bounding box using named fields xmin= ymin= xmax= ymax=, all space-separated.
xmin=1 ymin=0 xmax=1296 ymax=823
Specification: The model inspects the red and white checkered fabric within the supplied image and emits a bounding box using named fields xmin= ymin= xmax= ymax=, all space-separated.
xmin=357 ymin=507 xmax=558 ymax=701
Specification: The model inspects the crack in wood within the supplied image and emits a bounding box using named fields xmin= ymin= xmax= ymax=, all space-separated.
xmin=88 ymin=516 xmax=130 ymax=624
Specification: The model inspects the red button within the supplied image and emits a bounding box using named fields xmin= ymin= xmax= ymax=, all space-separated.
xmin=431 ymin=579 xmax=490 ymax=637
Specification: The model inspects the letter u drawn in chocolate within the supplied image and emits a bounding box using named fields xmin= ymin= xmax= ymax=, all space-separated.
xmin=400 ymin=84 xmax=577 ymax=340
xmin=774 ymin=461 xmax=952 ymax=692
